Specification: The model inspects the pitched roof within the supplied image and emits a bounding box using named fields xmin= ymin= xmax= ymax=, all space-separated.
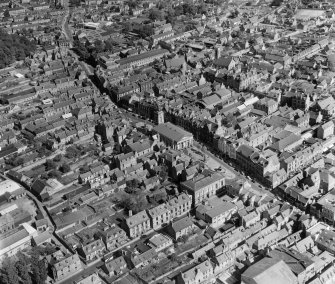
xmin=154 ymin=122 xmax=193 ymax=142
xmin=242 ymin=257 xmax=297 ymax=284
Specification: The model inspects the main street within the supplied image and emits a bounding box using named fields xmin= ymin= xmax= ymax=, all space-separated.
xmin=120 ymin=110 xmax=274 ymax=198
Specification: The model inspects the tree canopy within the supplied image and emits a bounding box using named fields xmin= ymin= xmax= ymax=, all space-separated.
xmin=0 ymin=29 xmax=36 ymax=68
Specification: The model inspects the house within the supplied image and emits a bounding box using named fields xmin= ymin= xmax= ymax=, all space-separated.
xmin=315 ymin=229 xmax=335 ymax=254
xmin=101 ymin=225 xmax=128 ymax=250
xmin=125 ymin=210 xmax=151 ymax=238
xmin=143 ymin=176 xmax=160 ymax=191
xmin=212 ymin=251 xmax=235 ymax=274
xmin=148 ymin=203 xmax=171 ymax=229
xmin=242 ymin=210 xmax=261 ymax=228
xmin=177 ymin=260 xmax=214 ymax=284
xmin=52 ymin=253 xmax=82 ymax=281
xmin=166 ymin=216 xmax=195 ymax=240
xmin=317 ymin=121 xmax=334 ymax=139
xmin=78 ymin=239 xmax=105 ymax=262
xmin=115 ymin=152 xmax=137 ymax=170
xmin=126 ymin=140 xmax=154 ymax=157
xmin=167 ymin=193 xmax=192 ymax=219
xmin=104 ymin=256 xmax=128 ymax=277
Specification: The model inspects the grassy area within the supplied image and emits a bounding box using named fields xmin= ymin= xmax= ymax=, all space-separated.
xmin=175 ymin=232 xmax=209 ymax=255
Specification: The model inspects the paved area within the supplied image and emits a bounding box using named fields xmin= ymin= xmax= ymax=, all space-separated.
xmin=205 ymin=156 xmax=235 ymax=179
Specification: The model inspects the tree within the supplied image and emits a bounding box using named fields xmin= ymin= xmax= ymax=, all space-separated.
xmin=16 ymin=259 xmax=32 ymax=284
xmin=116 ymin=192 xmax=148 ymax=214
xmin=12 ymin=157 xmax=24 ymax=167
xmin=104 ymin=39 xmax=113 ymax=52
xmin=166 ymin=7 xmax=176 ymax=24
xmin=30 ymin=248 xmax=47 ymax=284
xmin=169 ymin=253 xmax=177 ymax=262
xmin=178 ymin=235 xmax=189 ymax=243
xmin=127 ymin=0 xmax=138 ymax=9
xmin=0 ymin=258 xmax=20 ymax=284
xmin=94 ymin=39 xmax=104 ymax=53
xmin=65 ymin=146 xmax=80 ymax=159
xmin=148 ymin=9 xmax=164 ymax=21
xmin=0 ymin=29 xmax=36 ymax=68
xmin=159 ymin=165 xmax=168 ymax=181
xmin=60 ymin=164 xmax=71 ymax=173
xmin=45 ymin=159 xmax=57 ymax=171
xmin=37 ymin=260 xmax=47 ymax=284
xmin=79 ymin=165 xmax=90 ymax=174
xmin=48 ymin=170 xmax=62 ymax=179
xmin=126 ymin=179 xmax=140 ymax=190
xmin=73 ymin=40 xmax=89 ymax=60
xmin=152 ymin=190 xmax=168 ymax=203
xmin=3 ymin=10 xmax=10 ymax=18
xmin=198 ymin=2 xmax=207 ymax=14
xmin=174 ymin=5 xmax=184 ymax=16
xmin=53 ymin=154 xmax=62 ymax=162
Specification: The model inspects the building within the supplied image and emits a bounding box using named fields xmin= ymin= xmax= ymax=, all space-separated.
xmin=315 ymin=229 xmax=335 ymax=254
xmin=317 ymin=121 xmax=334 ymax=139
xmin=177 ymin=260 xmax=214 ymax=284
xmin=78 ymin=239 xmax=105 ymax=262
xmin=153 ymin=122 xmax=194 ymax=150
xmin=181 ymin=170 xmax=225 ymax=205
xmin=167 ymin=193 xmax=192 ymax=219
xmin=148 ymin=203 xmax=171 ymax=229
xmin=267 ymin=247 xmax=315 ymax=284
xmin=0 ymin=223 xmax=38 ymax=260
xmin=117 ymin=49 xmax=169 ymax=69
xmin=125 ymin=210 xmax=151 ymax=238
xmin=196 ymin=199 xmax=237 ymax=228
xmin=148 ymin=233 xmax=173 ymax=252
xmin=166 ymin=216 xmax=195 ymax=240
xmin=101 ymin=225 xmax=128 ymax=250
xmin=241 ymin=257 xmax=297 ymax=284
xmin=52 ymin=253 xmax=82 ymax=281
xmin=104 ymin=256 xmax=128 ymax=277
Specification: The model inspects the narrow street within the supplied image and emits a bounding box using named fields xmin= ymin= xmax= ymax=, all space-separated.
xmin=61 ymin=0 xmax=72 ymax=43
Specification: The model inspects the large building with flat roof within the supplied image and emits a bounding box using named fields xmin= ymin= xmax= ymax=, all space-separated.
xmin=153 ymin=122 xmax=193 ymax=150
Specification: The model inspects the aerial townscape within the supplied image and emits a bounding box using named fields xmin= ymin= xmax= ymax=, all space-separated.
xmin=3 ymin=0 xmax=335 ymax=283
